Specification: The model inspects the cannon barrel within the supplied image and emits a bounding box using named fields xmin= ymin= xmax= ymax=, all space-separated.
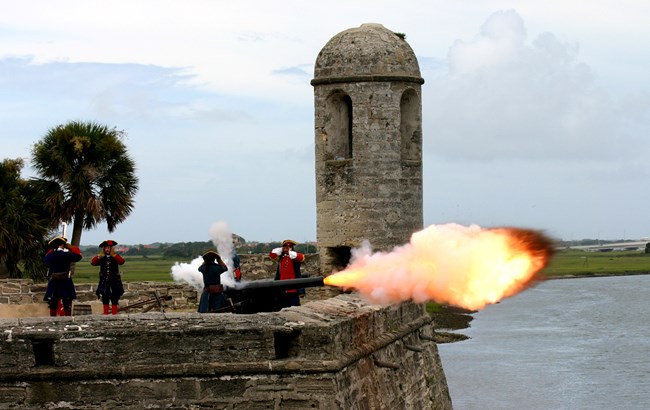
xmin=220 ymin=276 xmax=326 ymax=314
xmin=224 ymin=276 xmax=324 ymax=293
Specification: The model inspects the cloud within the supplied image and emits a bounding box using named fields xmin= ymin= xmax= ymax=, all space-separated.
xmin=271 ymin=64 xmax=312 ymax=77
xmin=418 ymin=56 xmax=448 ymax=74
xmin=424 ymin=10 xmax=649 ymax=162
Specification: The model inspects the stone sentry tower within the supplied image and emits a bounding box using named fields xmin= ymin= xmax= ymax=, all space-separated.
xmin=312 ymin=23 xmax=424 ymax=274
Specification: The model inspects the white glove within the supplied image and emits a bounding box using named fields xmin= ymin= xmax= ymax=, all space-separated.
xmin=272 ymin=247 xmax=282 ymax=255
xmin=289 ymin=251 xmax=297 ymax=259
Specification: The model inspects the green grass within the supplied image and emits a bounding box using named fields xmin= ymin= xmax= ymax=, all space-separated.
xmin=541 ymin=249 xmax=650 ymax=277
xmin=72 ymin=255 xmax=179 ymax=283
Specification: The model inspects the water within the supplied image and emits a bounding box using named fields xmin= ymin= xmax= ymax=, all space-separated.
xmin=438 ymin=275 xmax=650 ymax=410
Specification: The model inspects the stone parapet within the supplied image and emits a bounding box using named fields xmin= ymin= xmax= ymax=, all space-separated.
xmin=0 ymin=279 xmax=199 ymax=313
xmin=0 ymin=294 xmax=451 ymax=409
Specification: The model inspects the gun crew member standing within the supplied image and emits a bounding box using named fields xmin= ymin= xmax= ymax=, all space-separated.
xmin=198 ymin=250 xmax=228 ymax=313
xmin=44 ymin=236 xmax=82 ymax=316
xmin=269 ymin=239 xmax=305 ymax=307
xmin=232 ymin=244 xmax=242 ymax=282
xmin=91 ymin=240 xmax=125 ymax=315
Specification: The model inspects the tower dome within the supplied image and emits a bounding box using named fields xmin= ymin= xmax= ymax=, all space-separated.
xmin=312 ymin=23 xmax=424 ymax=275
xmin=313 ymin=23 xmax=422 ymax=84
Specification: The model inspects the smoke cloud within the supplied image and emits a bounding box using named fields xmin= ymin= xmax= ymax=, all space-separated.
xmin=170 ymin=256 xmax=204 ymax=291
xmin=170 ymin=220 xmax=239 ymax=290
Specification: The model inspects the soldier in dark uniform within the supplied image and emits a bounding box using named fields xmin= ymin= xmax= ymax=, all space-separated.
xmin=91 ymin=239 xmax=125 ymax=315
xmin=232 ymin=249 xmax=242 ymax=281
xmin=198 ymin=250 xmax=228 ymax=313
xmin=44 ymin=236 xmax=82 ymax=316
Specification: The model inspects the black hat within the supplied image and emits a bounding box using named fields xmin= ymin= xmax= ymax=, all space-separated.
xmin=99 ymin=239 xmax=118 ymax=247
xmin=282 ymin=239 xmax=298 ymax=247
xmin=202 ymin=250 xmax=220 ymax=261
xmin=48 ymin=236 xmax=67 ymax=248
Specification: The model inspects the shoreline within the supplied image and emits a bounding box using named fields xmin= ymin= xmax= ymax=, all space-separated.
xmin=544 ymin=271 xmax=650 ymax=280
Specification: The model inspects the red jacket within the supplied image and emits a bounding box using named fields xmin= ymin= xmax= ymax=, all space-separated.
xmin=269 ymin=249 xmax=305 ymax=292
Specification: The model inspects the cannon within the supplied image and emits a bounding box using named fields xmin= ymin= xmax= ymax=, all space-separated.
xmin=217 ymin=276 xmax=325 ymax=314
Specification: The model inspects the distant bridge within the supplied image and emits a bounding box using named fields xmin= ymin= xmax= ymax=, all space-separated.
xmin=567 ymin=241 xmax=649 ymax=252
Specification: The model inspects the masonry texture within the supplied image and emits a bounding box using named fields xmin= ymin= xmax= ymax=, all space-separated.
xmin=312 ymin=23 xmax=424 ymax=275
xmin=0 ymin=294 xmax=452 ymax=409
xmin=0 ymin=254 xmax=453 ymax=408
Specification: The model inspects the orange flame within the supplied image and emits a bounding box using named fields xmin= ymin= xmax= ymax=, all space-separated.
xmin=323 ymin=224 xmax=554 ymax=310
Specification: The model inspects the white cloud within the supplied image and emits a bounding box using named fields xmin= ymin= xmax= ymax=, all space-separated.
xmin=424 ymin=10 xmax=649 ymax=162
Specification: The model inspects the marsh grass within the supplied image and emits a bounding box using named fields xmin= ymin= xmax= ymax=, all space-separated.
xmin=542 ymin=249 xmax=650 ymax=277
xmin=72 ymin=255 xmax=179 ymax=283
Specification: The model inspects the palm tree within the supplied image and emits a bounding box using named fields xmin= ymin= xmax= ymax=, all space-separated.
xmin=0 ymin=158 xmax=54 ymax=279
xmin=31 ymin=121 xmax=139 ymax=248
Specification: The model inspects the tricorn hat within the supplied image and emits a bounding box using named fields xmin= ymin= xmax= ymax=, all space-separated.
xmin=99 ymin=239 xmax=118 ymax=247
xmin=48 ymin=236 xmax=67 ymax=248
xmin=202 ymin=250 xmax=220 ymax=260
xmin=282 ymin=239 xmax=298 ymax=247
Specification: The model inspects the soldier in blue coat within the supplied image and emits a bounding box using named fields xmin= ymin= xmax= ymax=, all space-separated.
xmin=43 ymin=236 xmax=82 ymax=316
xmin=91 ymin=239 xmax=125 ymax=315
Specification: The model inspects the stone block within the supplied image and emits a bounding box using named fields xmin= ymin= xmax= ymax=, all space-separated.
xmin=0 ymin=385 xmax=26 ymax=405
xmin=200 ymin=378 xmax=247 ymax=398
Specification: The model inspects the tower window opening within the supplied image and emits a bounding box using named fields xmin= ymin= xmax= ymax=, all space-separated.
xmin=325 ymin=92 xmax=353 ymax=160
xmin=400 ymin=89 xmax=421 ymax=162
xmin=344 ymin=95 xmax=353 ymax=158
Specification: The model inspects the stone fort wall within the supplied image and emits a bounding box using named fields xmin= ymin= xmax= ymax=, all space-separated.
xmin=0 ymin=294 xmax=452 ymax=409
xmin=1 ymin=255 xmax=453 ymax=408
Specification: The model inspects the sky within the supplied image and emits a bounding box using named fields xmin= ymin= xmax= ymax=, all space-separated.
xmin=2 ymin=0 xmax=649 ymax=246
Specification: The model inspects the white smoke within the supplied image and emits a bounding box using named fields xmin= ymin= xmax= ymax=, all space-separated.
xmin=209 ymin=220 xmax=239 ymax=287
xmin=170 ymin=256 xmax=204 ymax=291
xmin=169 ymin=220 xmax=240 ymax=290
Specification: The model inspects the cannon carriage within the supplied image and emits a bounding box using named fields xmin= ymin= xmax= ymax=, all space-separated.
xmin=217 ymin=276 xmax=326 ymax=314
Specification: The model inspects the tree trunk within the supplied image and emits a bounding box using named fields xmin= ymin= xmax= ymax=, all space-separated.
xmin=0 ymin=259 xmax=9 ymax=279
xmin=69 ymin=209 xmax=86 ymax=273
xmin=71 ymin=209 xmax=85 ymax=247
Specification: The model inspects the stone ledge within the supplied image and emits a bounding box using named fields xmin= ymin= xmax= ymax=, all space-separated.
xmin=0 ymin=295 xmax=435 ymax=381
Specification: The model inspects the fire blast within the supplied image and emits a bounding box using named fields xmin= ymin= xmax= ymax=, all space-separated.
xmin=323 ymin=224 xmax=555 ymax=310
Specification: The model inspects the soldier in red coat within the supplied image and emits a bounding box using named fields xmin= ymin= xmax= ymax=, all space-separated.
xmin=269 ymin=239 xmax=305 ymax=307
xmin=91 ymin=240 xmax=125 ymax=315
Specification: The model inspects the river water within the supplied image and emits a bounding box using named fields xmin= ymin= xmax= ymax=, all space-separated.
xmin=437 ymin=275 xmax=650 ymax=410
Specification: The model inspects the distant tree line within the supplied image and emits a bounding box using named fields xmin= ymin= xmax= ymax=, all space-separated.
xmin=119 ymin=241 xmax=317 ymax=259
xmin=238 ymin=242 xmax=317 ymax=255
